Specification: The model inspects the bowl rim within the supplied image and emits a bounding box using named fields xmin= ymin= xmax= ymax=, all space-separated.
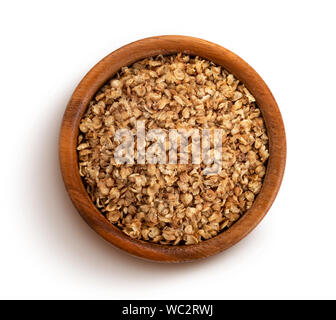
xmin=59 ymin=35 xmax=286 ymax=262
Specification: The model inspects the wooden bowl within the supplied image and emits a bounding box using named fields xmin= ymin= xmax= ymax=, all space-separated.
xmin=59 ymin=35 xmax=286 ymax=262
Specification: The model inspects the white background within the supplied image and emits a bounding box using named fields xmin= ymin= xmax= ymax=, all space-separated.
xmin=1 ymin=0 xmax=335 ymax=300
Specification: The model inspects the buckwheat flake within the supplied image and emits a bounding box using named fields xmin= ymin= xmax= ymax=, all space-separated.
xmin=77 ymin=54 xmax=269 ymax=245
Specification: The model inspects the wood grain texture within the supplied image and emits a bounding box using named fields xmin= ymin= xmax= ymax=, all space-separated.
xmin=59 ymin=35 xmax=286 ymax=262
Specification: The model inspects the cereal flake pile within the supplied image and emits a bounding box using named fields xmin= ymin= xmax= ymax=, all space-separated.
xmin=77 ymin=54 xmax=269 ymax=245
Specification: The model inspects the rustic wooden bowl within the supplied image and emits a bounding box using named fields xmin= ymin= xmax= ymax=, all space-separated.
xmin=59 ymin=35 xmax=286 ymax=262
